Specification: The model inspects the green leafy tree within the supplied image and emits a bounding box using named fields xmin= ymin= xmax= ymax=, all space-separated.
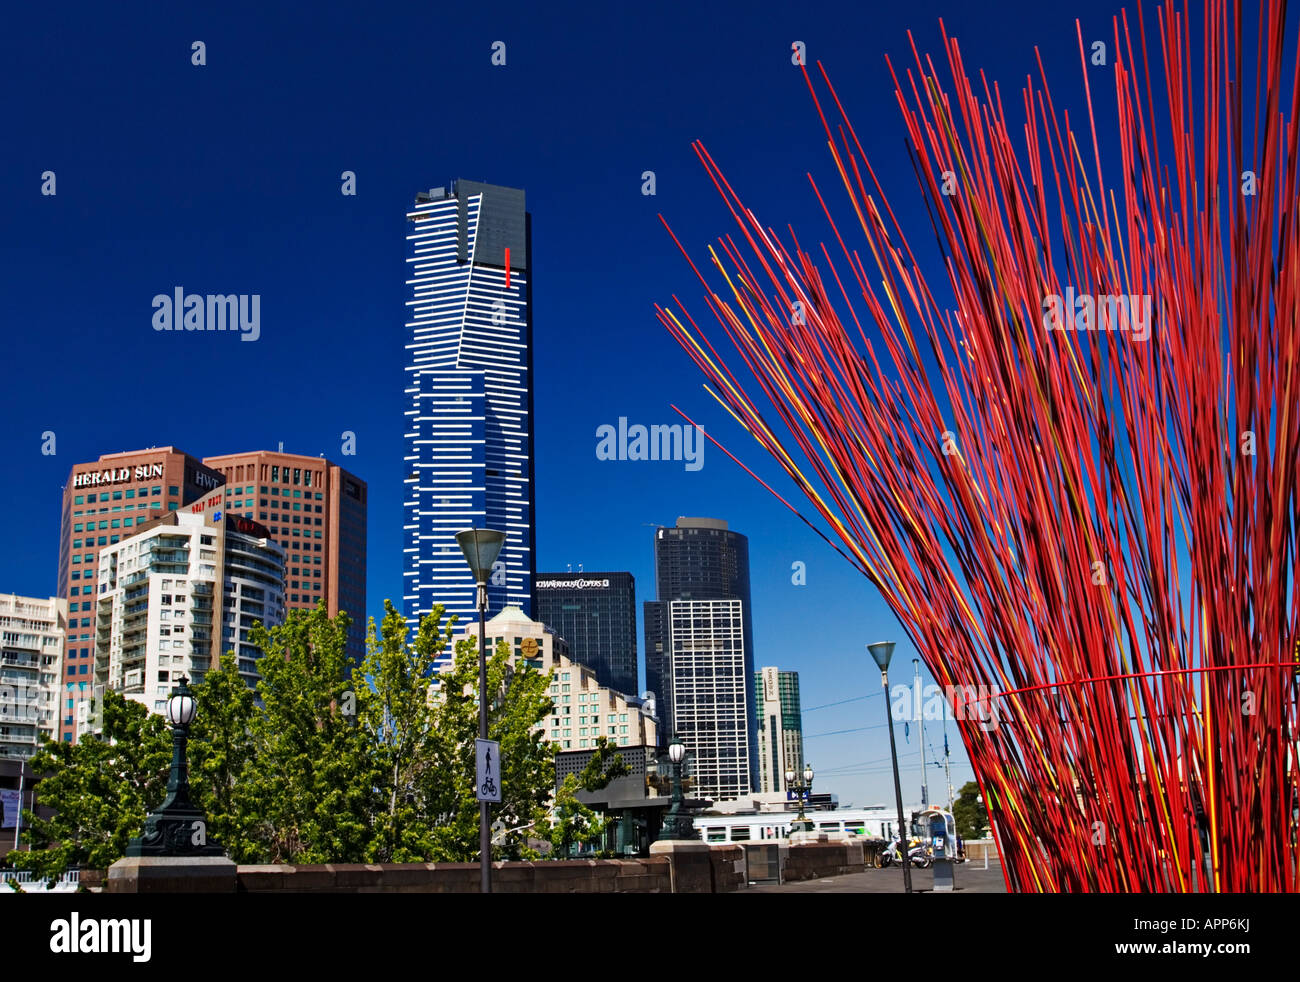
xmin=548 ymin=736 xmax=629 ymax=857
xmin=239 ymin=603 xmax=380 ymax=863
xmin=9 ymin=691 xmax=170 ymax=883
xmin=418 ymin=632 xmax=555 ymax=861
xmin=188 ymin=652 xmax=260 ymax=862
xmin=952 ymin=781 xmax=989 ymax=840
xmin=353 ymin=599 xmax=454 ymax=862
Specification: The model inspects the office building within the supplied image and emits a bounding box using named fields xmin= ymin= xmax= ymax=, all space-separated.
xmin=58 ymin=448 xmax=227 ymax=740
xmin=643 ymin=517 xmax=757 ymax=788
xmin=665 ymin=599 xmax=751 ymax=802
xmin=451 ymin=606 xmax=657 ymax=752
xmin=0 ymin=594 xmax=65 ymax=759
xmin=93 ymin=508 xmax=285 ymax=718
xmin=534 ymin=572 xmax=637 ymax=696
xmin=754 ymin=667 xmax=804 ymax=794
xmin=403 ymin=180 xmax=535 ymax=651
xmin=202 ymin=450 xmax=367 ymax=665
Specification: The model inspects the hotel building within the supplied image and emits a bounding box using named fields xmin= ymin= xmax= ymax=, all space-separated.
xmin=93 ymin=508 xmax=285 ymax=717
xmin=201 ymin=451 xmax=367 ymax=665
xmin=404 ymin=181 xmax=536 ymax=651
xmin=534 ymin=572 xmax=638 ymax=697
xmin=451 ymin=606 xmax=657 ymax=752
xmin=58 ymin=448 xmax=226 ymax=740
xmin=0 ymin=594 xmax=65 ymax=759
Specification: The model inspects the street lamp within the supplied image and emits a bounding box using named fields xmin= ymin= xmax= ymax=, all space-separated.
xmin=656 ymin=733 xmax=697 ymax=841
xmin=125 ymin=676 xmax=224 ymax=858
xmin=456 ymin=527 xmax=507 ymax=895
xmin=786 ymin=762 xmax=815 ymax=833
xmin=868 ymin=641 xmax=913 ymax=894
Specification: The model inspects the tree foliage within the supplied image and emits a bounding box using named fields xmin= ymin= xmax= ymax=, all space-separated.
xmin=548 ymin=736 xmax=629 ymax=857
xmin=952 ymin=780 xmax=989 ymax=840
xmin=8 ymin=691 xmax=170 ymax=882
xmin=13 ymin=600 xmax=563 ymax=872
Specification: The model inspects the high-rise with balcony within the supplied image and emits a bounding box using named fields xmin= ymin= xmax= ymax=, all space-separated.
xmin=0 ymin=594 xmax=65 ymax=759
xmin=403 ymin=180 xmax=535 ymax=652
xmin=93 ymin=509 xmax=285 ymax=718
xmin=58 ymin=448 xmax=227 ymax=741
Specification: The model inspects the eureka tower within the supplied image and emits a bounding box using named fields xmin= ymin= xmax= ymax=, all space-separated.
xmin=403 ymin=181 xmax=536 ymax=647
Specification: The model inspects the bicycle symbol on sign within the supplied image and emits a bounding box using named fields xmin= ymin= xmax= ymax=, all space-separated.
xmin=480 ymin=743 xmax=498 ymax=798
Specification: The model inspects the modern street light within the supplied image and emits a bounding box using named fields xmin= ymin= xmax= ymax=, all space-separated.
xmin=655 ymin=733 xmax=697 ymax=841
xmin=125 ymin=676 xmax=225 ymax=858
xmin=868 ymin=641 xmax=913 ymax=894
xmin=456 ymin=527 xmax=507 ymax=895
xmin=786 ymin=762 xmax=815 ymax=833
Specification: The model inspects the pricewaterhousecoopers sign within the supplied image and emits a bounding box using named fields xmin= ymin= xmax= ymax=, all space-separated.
xmin=535 ymin=578 xmax=612 ymax=590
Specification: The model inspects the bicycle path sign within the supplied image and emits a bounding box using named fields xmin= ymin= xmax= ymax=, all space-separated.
xmin=476 ymin=738 xmax=502 ymax=803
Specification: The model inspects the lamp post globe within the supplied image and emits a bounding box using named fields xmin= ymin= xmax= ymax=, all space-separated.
xmin=656 ymin=734 xmax=697 ymax=842
xmin=124 ymin=676 xmax=224 ymax=858
xmin=869 ymin=640 xmax=913 ymax=894
xmin=455 ymin=527 xmax=507 ymax=895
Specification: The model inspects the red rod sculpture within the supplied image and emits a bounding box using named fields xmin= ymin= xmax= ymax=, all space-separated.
xmin=658 ymin=0 xmax=1299 ymax=891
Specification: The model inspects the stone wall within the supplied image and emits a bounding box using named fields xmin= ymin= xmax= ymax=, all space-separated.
xmin=782 ymin=841 xmax=866 ymax=881
xmin=235 ymin=858 xmax=672 ymax=894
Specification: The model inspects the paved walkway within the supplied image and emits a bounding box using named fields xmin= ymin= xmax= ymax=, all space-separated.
xmin=743 ymin=860 xmax=1007 ymax=893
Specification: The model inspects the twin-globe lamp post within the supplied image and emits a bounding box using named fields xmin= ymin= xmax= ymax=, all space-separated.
xmin=455 ymin=527 xmax=508 ymax=896
xmin=786 ymin=762 xmax=815 ymax=833
xmin=656 ymin=733 xmax=698 ymax=841
xmin=868 ymin=640 xmax=913 ymax=894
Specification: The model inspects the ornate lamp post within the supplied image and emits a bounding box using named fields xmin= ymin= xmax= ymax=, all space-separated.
xmin=456 ymin=527 xmax=507 ymax=895
xmin=125 ymin=677 xmax=224 ymax=857
xmin=655 ymin=734 xmax=698 ymax=841
xmin=868 ymin=640 xmax=913 ymax=894
xmin=786 ymin=762 xmax=815 ymax=833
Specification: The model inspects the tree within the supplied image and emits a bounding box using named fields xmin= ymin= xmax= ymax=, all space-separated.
xmin=416 ymin=630 xmax=555 ymax=861
xmin=8 ymin=691 xmax=170 ymax=884
xmin=238 ymin=602 xmax=380 ymax=863
xmin=188 ymin=652 xmax=260 ymax=862
xmin=952 ymin=781 xmax=989 ymax=840
xmin=548 ymin=736 xmax=629 ymax=857
xmin=352 ymin=599 xmax=452 ymax=862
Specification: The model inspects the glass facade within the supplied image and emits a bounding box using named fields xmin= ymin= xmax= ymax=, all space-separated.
xmin=534 ymin=572 xmax=637 ymax=696
xmin=643 ymin=518 xmax=756 ymax=789
xmin=403 ymin=181 xmax=535 ymax=652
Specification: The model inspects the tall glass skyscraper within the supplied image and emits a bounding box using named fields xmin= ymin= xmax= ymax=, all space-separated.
xmin=403 ymin=181 xmax=535 ymax=648
xmin=534 ymin=572 xmax=637 ymax=696
xmin=644 ymin=517 xmax=758 ymax=792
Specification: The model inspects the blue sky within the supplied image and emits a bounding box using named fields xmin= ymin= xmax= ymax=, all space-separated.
xmin=0 ymin=0 xmax=1138 ymax=808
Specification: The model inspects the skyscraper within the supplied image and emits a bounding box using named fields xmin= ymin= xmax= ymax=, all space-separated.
xmin=644 ymin=517 xmax=758 ymax=793
xmin=93 ymin=509 xmax=286 ymax=717
xmin=667 ymin=598 xmax=752 ymax=802
xmin=534 ymin=572 xmax=637 ymax=696
xmin=403 ymin=181 xmax=535 ymax=649
xmin=201 ymin=451 xmax=368 ymax=665
xmin=754 ymin=667 xmax=804 ymax=794
xmin=58 ymin=448 xmax=227 ymax=741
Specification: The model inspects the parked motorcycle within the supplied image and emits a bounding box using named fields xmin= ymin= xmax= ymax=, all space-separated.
xmin=874 ymin=840 xmax=932 ymax=869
